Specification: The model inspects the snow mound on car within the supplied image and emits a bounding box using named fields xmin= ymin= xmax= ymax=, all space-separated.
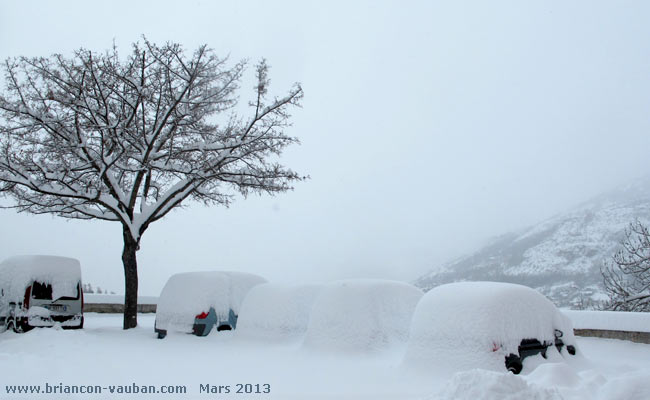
xmin=302 ymin=279 xmax=423 ymax=353
xmin=155 ymin=271 xmax=266 ymax=333
xmin=404 ymin=281 xmax=576 ymax=372
xmin=426 ymin=369 xmax=563 ymax=400
xmin=236 ymin=283 xmax=322 ymax=341
xmin=0 ymin=255 xmax=81 ymax=301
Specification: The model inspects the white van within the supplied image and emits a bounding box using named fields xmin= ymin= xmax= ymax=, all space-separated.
xmin=0 ymin=255 xmax=84 ymax=332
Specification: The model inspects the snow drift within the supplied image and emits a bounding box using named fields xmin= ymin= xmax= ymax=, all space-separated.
xmin=0 ymin=255 xmax=81 ymax=302
xmin=302 ymin=279 xmax=423 ymax=353
xmin=404 ymin=282 xmax=577 ymax=373
xmin=427 ymin=369 xmax=563 ymax=400
xmin=155 ymin=271 xmax=266 ymax=333
xmin=236 ymin=283 xmax=322 ymax=342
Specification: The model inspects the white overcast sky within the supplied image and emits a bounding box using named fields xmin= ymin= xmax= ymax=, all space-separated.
xmin=2 ymin=1 xmax=650 ymax=295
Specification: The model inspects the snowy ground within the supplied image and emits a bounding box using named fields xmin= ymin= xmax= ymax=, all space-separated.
xmin=0 ymin=313 xmax=649 ymax=400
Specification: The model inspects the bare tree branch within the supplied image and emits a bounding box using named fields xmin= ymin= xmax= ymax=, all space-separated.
xmin=601 ymin=220 xmax=650 ymax=312
xmin=0 ymin=39 xmax=304 ymax=242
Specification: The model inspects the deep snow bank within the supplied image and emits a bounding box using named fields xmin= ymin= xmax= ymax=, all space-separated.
xmin=427 ymin=369 xmax=563 ymax=400
xmin=404 ymin=282 xmax=577 ymax=373
xmin=0 ymin=314 xmax=649 ymax=400
xmin=155 ymin=271 xmax=266 ymax=333
xmin=302 ymin=279 xmax=423 ymax=353
xmin=236 ymin=283 xmax=322 ymax=341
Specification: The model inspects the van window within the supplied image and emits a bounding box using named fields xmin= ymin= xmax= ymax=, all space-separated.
xmin=31 ymin=281 xmax=81 ymax=301
xmin=31 ymin=282 xmax=53 ymax=300
xmin=58 ymin=283 xmax=81 ymax=300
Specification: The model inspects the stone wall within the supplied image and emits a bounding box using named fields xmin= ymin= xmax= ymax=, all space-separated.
xmin=85 ymin=303 xmax=157 ymax=313
xmin=574 ymin=328 xmax=650 ymax=344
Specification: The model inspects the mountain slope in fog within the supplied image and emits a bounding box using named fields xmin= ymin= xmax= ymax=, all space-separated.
xmin=414 ymin=179 xmax=650 ymax=307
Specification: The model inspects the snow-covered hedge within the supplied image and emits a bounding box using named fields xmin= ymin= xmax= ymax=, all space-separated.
xmin=155 ymin=271 xmax=266 ymax=333
xmin=302 ymin=279 xmax=423 ymax=353
xmin=404 ymin=282 xmax=577 ymax=372
xmin=0 ymin=255 xmax=81 ymax=302
xmin=236 ymin=283 xmax=322 ymax=341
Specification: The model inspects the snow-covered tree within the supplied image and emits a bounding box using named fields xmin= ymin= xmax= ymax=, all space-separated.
xmin=0 ymin=39 xmax=304 ymax=329
xmin=601 ymin=221 xmax=650 ymax=312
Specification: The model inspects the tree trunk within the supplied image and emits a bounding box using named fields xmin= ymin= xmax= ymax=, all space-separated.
xmin=122 ymin=226 xmax=139 ymax=329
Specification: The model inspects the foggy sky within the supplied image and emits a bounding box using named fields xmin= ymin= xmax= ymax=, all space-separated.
xmin=2 ymin=0 xmax=650 ymax=295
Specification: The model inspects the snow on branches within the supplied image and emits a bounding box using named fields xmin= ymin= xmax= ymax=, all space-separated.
xmin=601 ymin=221 xmax=650 ymax=312
xmin=0 ymin=39 xmax=304 ymax=243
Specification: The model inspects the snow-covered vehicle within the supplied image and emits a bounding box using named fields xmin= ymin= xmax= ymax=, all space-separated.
xmin=236 ymin=283 xmax=323 ymax=342
xmin=302 ymin=279 xmax=423 ymax=353
xmin=154 ymin=271 xmax=266 ymax=339
xmin=404 ymin=282 xmax=578 ymax=374
xmin=0 ymin=255 xmax=84 ymax=332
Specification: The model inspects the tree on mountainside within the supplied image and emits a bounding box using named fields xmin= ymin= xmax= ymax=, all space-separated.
xmin=0 ymin=39 xmax=304 ymax=329
xmin=601 ymin=221 xmax=650 ymax=312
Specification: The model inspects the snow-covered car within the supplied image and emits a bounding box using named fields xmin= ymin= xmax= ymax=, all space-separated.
xmin=404 ymin=282 xmax=578 ymax=374
xmin=236 ymin=283 xmax=323 ymax=342
xmin=302 ymin=279 xmax=424 ymax=353
xmin=0 ymin=255 xmax=84 ymax=332
xmin=154 ymin=271 xmax=266 ymax=339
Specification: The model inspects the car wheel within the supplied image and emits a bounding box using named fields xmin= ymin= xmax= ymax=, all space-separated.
xmin=505 ymin=354 xmax=523 ymax=374
xmin=67 ymin=318 xmax=84 ymax=330
xmin=10 ymin=318 xmax=24 ymax=333
xmin=16 ymin=318 xmax=33 ymax=333
xmin=70 ymin=315 xmax=84 ymax=329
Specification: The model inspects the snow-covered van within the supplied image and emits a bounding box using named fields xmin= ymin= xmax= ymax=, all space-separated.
xmin=154 ymin=271 xmax=266 ymax=339
xmin=0 ymin=255 xmax=83 ymax=332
